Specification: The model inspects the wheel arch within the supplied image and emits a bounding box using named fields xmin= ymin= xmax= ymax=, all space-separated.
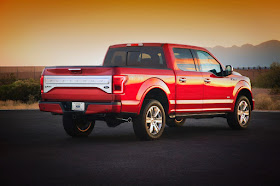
xmin=136 ymin=78 xmax=172 ymax=115
xmin=233 ymin=82 xmax=254 ymax=110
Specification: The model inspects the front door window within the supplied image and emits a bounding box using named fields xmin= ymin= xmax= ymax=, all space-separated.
xmin=196 ymin=50 xmax=222 ymax=76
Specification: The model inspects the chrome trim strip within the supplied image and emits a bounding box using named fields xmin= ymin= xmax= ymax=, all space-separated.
xmin=43 ymin=75 xmax=112 ymax=93
xmin=169 ymin=100 xmax=176 ymax=104
xmin=177 ymin=100 xmax=203 ymax=104
xmin=176 ymin=108 xmax=231 ymax=112
xmin=176 ymin=99 xmax=233 ymax=104
xmin=68 ymin=68 xmax=81 ymax=71
xmin=204 ymin=99 xmax=233 ymax=104
xmin=122 ymin=100 xmax=140 ymax=106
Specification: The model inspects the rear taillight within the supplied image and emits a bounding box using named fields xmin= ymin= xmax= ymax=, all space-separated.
xmin=113 ymin=75 xmax=127 ymax=94
xmin=40 ymin=75 xmax=44 ymax=94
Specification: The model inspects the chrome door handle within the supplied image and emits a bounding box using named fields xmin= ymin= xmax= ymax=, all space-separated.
xmin=179 ymin=77 xmax=187 ymax=83
xmin=204 ymin=79 xmax=211 ymax=83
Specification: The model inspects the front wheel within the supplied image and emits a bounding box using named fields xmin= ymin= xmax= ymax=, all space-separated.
xmin=227 ymin=96 xmax=251 ymax=129
xmin=63 ymin=114 xmax=95 ymax=137
xmin=133 ymin=99 xmax=166 ymax=140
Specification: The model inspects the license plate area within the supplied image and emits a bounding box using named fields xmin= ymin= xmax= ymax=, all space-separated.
xmin=71 ymin=102 xmax=85 ymax=111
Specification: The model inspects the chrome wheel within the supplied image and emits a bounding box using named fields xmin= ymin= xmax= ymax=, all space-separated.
xmin=237 ymin=100 xmax=250 ymax=126
xmin=146 ymin=106 xmax=163 ymax=135
xmin=133 ymin=100 xmax=166 ymax=140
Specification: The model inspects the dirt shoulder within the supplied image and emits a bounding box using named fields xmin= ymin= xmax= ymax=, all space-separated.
xmin=0 ymin=100 xmax=38 ymax=110
xmin=0 ymin=88 xmax=279 ymax=110
xmin=252 ymin=88 xmax=280 ymax=110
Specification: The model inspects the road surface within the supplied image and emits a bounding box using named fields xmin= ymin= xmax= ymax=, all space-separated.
xmin=0 ymin=110 xmax=280 ymax=185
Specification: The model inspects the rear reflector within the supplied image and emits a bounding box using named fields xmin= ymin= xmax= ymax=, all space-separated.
xmin=113 ymin=75 xmax=127 ymax=94
xmin=127 ymin=43 xmax=143 ymax=47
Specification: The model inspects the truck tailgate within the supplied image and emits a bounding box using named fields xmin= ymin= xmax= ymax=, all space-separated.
xmin=41 ymin=67 xmax=113 ymax=102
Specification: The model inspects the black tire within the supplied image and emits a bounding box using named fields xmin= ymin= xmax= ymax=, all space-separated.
xmin=63 ymin=114 xmax=95 ymax=137
xmin=133 ymin=99 xmax=166 ymax=140
xmin=227 ymin=96 xmax=251 ymax=130
xmin=166 ymin=118 xmax=186 ymax=127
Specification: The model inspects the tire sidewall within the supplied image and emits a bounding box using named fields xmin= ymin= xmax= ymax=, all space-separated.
xmin=174 ymin=118 xmax=186 ymax=126
xmin=63 ymin=114 xmax=95 ymax=137
xmin=234 ymin=96 xmax=251 ymax=129
xmin=141 ymin=100 xmax=166 ymax=140
xmin=166 ymin=118 xmax=186 ymax=127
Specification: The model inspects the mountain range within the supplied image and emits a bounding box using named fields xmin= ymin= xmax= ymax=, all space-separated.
xmin=206 ymin=40 xmax=280 ymax=68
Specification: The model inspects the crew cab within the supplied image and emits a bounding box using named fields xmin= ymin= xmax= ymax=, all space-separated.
xmin=39 ymin=43 xmax=254 ymax=140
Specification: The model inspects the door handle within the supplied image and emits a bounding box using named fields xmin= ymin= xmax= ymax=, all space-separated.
xmin=204 ymin=78 xmax=211 ymax=83
xmin=68 ymin=68 xmax=82 ymax=74
xmin=179 ymin=77 xmax=187 ymax=83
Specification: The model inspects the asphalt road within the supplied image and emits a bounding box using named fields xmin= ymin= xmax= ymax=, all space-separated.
xmin=0 ymin=110 xmax=280 ymax=185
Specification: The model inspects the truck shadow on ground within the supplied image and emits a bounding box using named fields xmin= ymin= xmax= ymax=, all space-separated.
xmin=65 ymin=123 xmax=235 ymax=144
xmin=164 ymin=125 xmax=233 ymax=138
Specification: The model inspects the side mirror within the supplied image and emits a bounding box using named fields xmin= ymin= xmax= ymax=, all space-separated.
xmin=225 ymin=65 xmax=233 ymax=76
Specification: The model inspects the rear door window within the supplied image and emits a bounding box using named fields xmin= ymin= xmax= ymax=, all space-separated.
xmin=104 ymin=47 xmax=166 ymax=68
xmin=173 ymin=48 xmax=197 ymax=71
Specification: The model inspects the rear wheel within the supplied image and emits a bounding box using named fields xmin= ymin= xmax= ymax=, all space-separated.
xmin=227 ymin=96 xmax=251 ymax=129
xmin=133 ymin=99 xmax=166 ymax=140
xmin=63 ymin=114 xmax=95 ymax=137
xmin=166 ymin=118 xmax=186 ymax=127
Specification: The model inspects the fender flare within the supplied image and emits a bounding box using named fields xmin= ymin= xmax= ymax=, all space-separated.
xmin=136 ymin=78 xmax=171 ymax=114
xmin=232 ymin=80 xmax=253 ymax=110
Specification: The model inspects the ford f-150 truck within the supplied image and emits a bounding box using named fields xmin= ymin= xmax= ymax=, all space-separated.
xmin=39 ymin=43 xmax=254 ymax=140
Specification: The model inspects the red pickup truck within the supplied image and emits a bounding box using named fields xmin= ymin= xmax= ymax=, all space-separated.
xmin=39 ymin=43 xmax=254 ymax=140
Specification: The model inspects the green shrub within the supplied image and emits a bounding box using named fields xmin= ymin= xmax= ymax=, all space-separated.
xmin=0 ymin=73 xmax=17 ymax=86
xmin=0 ymin=79 xmax=40 ymax=103
xmin=255 ymin=62 xmax=280 ymax=94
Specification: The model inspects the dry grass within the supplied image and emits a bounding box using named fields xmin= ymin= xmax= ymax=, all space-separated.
xmin=0 ymin=100 xmax=38 ymax=110
xmin=252 ymin=88 xmax=280 ymax=110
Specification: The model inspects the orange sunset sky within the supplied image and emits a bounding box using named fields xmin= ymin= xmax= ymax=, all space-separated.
xmin=1 ymin=0 xmax=280 ymax=66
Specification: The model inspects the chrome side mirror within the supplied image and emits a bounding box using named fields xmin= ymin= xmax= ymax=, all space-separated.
xmin=225 ymin=65 xmax=233 ymax=75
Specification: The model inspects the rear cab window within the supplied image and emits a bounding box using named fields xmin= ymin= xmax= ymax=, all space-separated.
xmin=103 ymin=46 xmax=167 ymax=69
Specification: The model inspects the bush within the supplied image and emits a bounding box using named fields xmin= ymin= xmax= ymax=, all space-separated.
xmin=0 ymin=79 xmax=40 ymax=103
xmin=255 ymin=62 xmax=280 ymax=94
xmin=0 ymin=73 xmax=17 ymax=86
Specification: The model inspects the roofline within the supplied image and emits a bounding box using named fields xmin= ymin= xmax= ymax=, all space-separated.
xmin=109 ymin=43 xmax=208 ymax=51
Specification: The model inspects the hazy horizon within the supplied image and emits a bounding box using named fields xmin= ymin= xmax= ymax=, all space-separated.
xmin=0 ymin=39 xmax=278 ymax=67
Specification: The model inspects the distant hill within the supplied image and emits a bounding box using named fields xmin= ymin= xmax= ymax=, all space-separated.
xmin=207 ymin=40 xmax=280 ymax=68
